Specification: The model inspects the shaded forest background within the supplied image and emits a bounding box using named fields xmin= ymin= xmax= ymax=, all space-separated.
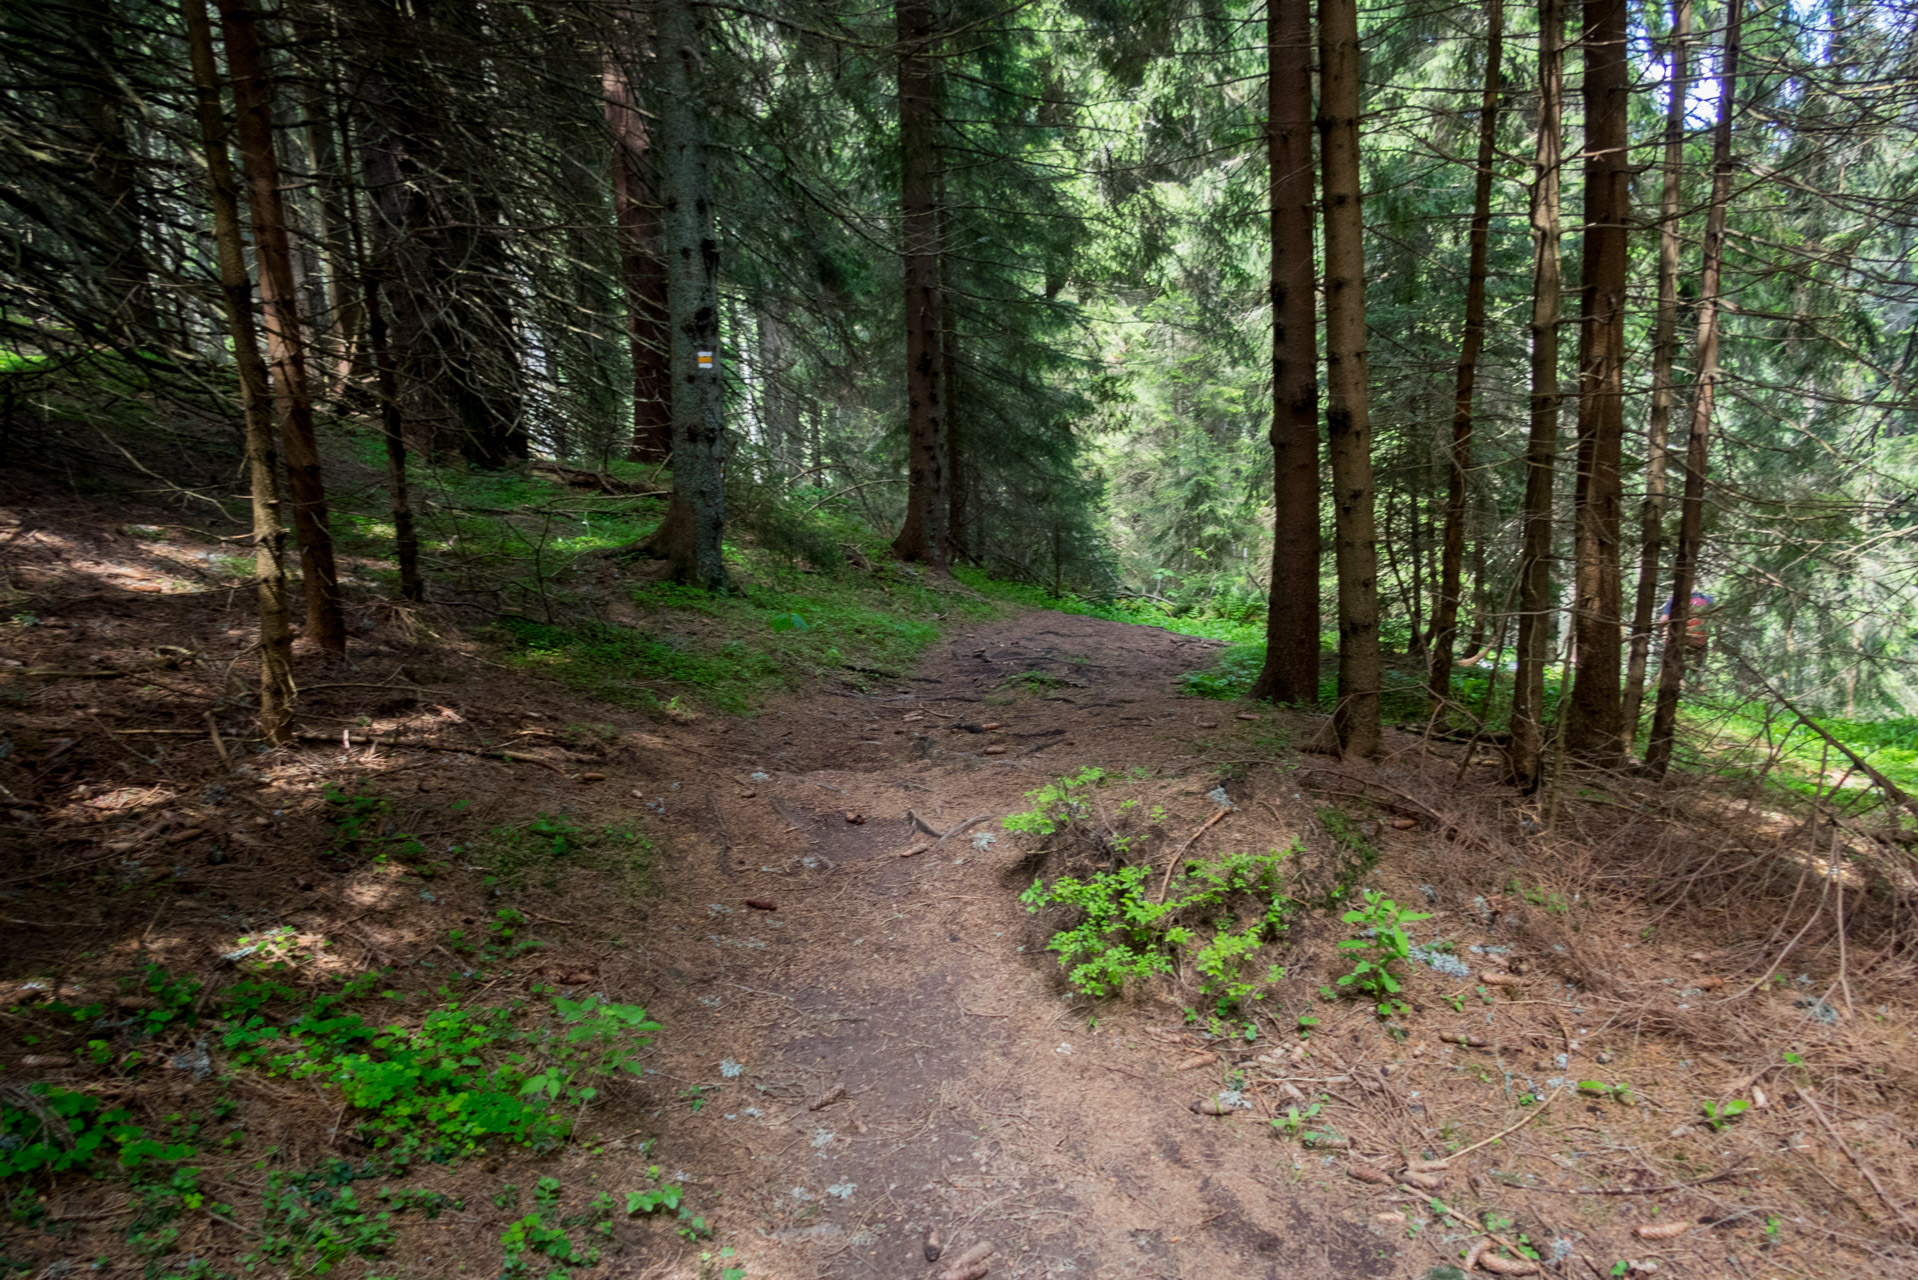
xmin=5 ymin=0 xmax=1917 ymax=769
xmin=8 ymin=2 xmax=1918 ymax=1276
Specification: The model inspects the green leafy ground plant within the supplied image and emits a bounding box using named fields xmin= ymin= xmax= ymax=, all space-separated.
xmin=1020 ymin=840 xmax=1298 ymax=1029
xmin=1333 ymin=890 xmax=1433 ymax=1017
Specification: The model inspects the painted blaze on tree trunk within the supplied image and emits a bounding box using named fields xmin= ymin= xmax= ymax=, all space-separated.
xmin=1566 ymin=0 xmax=1632 ymax=762
xmin=1318 ymin=0 xmax=1382 ymax=757
xmin=645 ymin=0 xmax=729 ymax=592
xmin=1250 ymin=0 xmax=1322 ymax=707
xmin=891 ymin=0 xmax=948 ymax=569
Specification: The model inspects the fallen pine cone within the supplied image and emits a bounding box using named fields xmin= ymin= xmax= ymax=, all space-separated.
xmin=806 ymin=1084 xmax=847 ymax=1111
xmin=1396 ymin=1170 xmax=1445 ymax=1191
xmin=1440 ymin=1032 xmax=1490 ymax=1048
xmin=1634 ymin=1222 xmax=1688 ymax=1241
xmin=1479 ymin=1252 xmax=1541 ymax=1275
xmin=1348 ymin=1165 xmax=1395 ymax=1186
xmin=1190 ymin=1097 xmax=1239 ymax=1116
xmin=1173 ymin=1052 xmax=1219 ymax=1071
xmin=1391 ymin=817 xmax=1417 ymax=830
xmin=939 ymin=1241 xmax=993 ymax=1280
xmin=1374 ymin=1211 xmax=1407 ymax=1227
xmin=744 ymin=898 xmax=778 ymax=911
xmin=981 ymin=722 xmax=1003 ymax=731
xmin=1479 ymin=972 xmax=1523 ymax=988
xmin=579 ymin=772 xmax=606 ymax=782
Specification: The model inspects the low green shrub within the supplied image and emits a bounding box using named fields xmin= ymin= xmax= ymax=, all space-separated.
xmin=1019 ymin=845 xmax=1299 ymax=1031
xmin=222 ymin=994 xmax=658 ymax=1158
xmin=1331 ymin=890 xmax=1433 ymax=1018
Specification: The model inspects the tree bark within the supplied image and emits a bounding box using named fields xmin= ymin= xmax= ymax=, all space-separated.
xmin=645 ymin=0 xmax=730 ymax=591
xmin=1318 ymin=0 xmax=1382 ymax=756
xmin=300 ymin=74 xmax=365 ymax=391
xmin=940 ymin=175 xmax=968 ymax=562
xmin=74 ymin=0 xmax=159 ymax=346
xmin=1250 ymin=0 xmax=1322 ymax=706
xmin=891 ymin=0 xmax=949 ymax=568
xmin=1646 ymin=0 xmax=1742 ymax=778
xmin=758 ymin=301 xmax=800 ymax=469
xmin=364 ymin=273 xmax=425 ymax=602
xmin=350 ymin=0 xmax=523 ymax=469
xmin=1621 ymin=0 xmax=1691 ymax=744
xmin=1564 ymin=0 xmax=1631 ymax=760
xmin=215 ymin=0 xmax=348 ymax=658
xmin=1507 ymin=0 xmax=1566 ymax=791
xmin=182 ymin=0 xmax=294 ymax=740
xmin=605 ymin=43 xmax=673 ymax=464
xmin=1428 ymin=0 xmax=1505 ymax=717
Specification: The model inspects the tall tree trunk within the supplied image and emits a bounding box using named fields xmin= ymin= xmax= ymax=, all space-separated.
xmin=75 ymin=0 xmax=159 ymax=346
xmin=940 ymin=176 xmax=969 ymax=561
xmin=605 ymin=45 xmax=673 ymax=463
xmin=448 ymin=188 xmax=529 ymax=470
xmin=215 ymin=0 xmax=347 ymax=657
xmin=646 ymin=0 xmax=729 ymax=591
xmin=350 ymin=0 xmax=521 ymax=469
xmin=758 ymin=301 xmax=800 ymax=468
xmin=300 ymin=74 xmax=364 ymax=390
xmin=1318 ymin=0 xmax=1382 ymax=756
xmin=1646 ymin=0 xmax=1741 ymax=777
xmin=1507 ymin=0 xmax=1566 ymax=791
xmin=1250 ymin=0 xmax=1322 ymax=706
xmin=1564 ymin=0 xmax=1631 ymax=760
xmin=1429 ymin=0 xmax=1505 ymax=716
xmin=891 ymin=0 xmax=949 ymax=568
xmin=332 ymin=91 xmax=425 ymax=602
xmin=364 ymin=274 xmax=425 ymax=602
xmin=182 ymin=0 xmax=293 ymax=740
xmin=1621 ymin=0 xmax=1691 ymax=744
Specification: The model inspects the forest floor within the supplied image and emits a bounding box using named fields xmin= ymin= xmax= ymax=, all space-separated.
xmin=5 ymin=469 xmax=1918 ymax=1280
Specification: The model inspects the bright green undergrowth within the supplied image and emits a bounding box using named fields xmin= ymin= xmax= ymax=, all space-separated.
xmin=953 ymin=568 xmax=1269 ymax=644
xmin=1006 ymin=767 xmax=1304 ymax=1038
xmin=1170 ymin=636 xmax=1915 ymax=816
xmin=1679 ymin=704 xmax=1918 ymax=804
xmin=493 ymin=571 xmax=984 ymax=714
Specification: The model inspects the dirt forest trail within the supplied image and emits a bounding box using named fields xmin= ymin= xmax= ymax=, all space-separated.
xmin=624 ymin=613 xmax=1390 ymax=1280
xmin=11 ymin=497 xmax=1905 ymax=1280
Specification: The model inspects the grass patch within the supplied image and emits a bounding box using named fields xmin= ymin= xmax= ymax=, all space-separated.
xmin=952 ymin=568 xmax=1269 ymax=644
xmin=493 ymin=573 xmax=987 ymax=714
xmin=1672 ymin=704 xmax=1918 ymax=806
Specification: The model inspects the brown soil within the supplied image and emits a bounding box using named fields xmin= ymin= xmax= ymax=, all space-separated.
xmin=5 ymin=477 xmax=1916 ymax=1280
